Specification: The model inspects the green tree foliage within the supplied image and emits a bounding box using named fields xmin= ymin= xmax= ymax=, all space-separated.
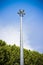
xmin=0 ymin=40 xmax=43 ymax=65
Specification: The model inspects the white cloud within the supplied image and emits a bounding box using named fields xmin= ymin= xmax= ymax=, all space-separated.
xmin=0 ymin=25 xmax=32 ymax=50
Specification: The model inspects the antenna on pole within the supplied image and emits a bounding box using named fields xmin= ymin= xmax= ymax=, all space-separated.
xmin=17 ymin=9 xmax=25 ymax=65
xmin=17 ymin=9 xmax=25 ymax=17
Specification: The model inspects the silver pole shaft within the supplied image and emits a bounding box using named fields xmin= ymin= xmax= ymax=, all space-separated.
xmin=20 ymin=16 xmax=24 ymax=65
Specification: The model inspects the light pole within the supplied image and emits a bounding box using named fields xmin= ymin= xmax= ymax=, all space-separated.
xmin=18 ymin=9 xmax=25 ymax=65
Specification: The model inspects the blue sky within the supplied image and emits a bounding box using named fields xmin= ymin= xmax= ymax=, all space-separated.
xmin=0 ymin=0 xmax=43 ymax=53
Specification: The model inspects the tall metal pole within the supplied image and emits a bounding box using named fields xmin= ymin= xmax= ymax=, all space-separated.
xmin=18 ymin=9 xmax=25 ymax=65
